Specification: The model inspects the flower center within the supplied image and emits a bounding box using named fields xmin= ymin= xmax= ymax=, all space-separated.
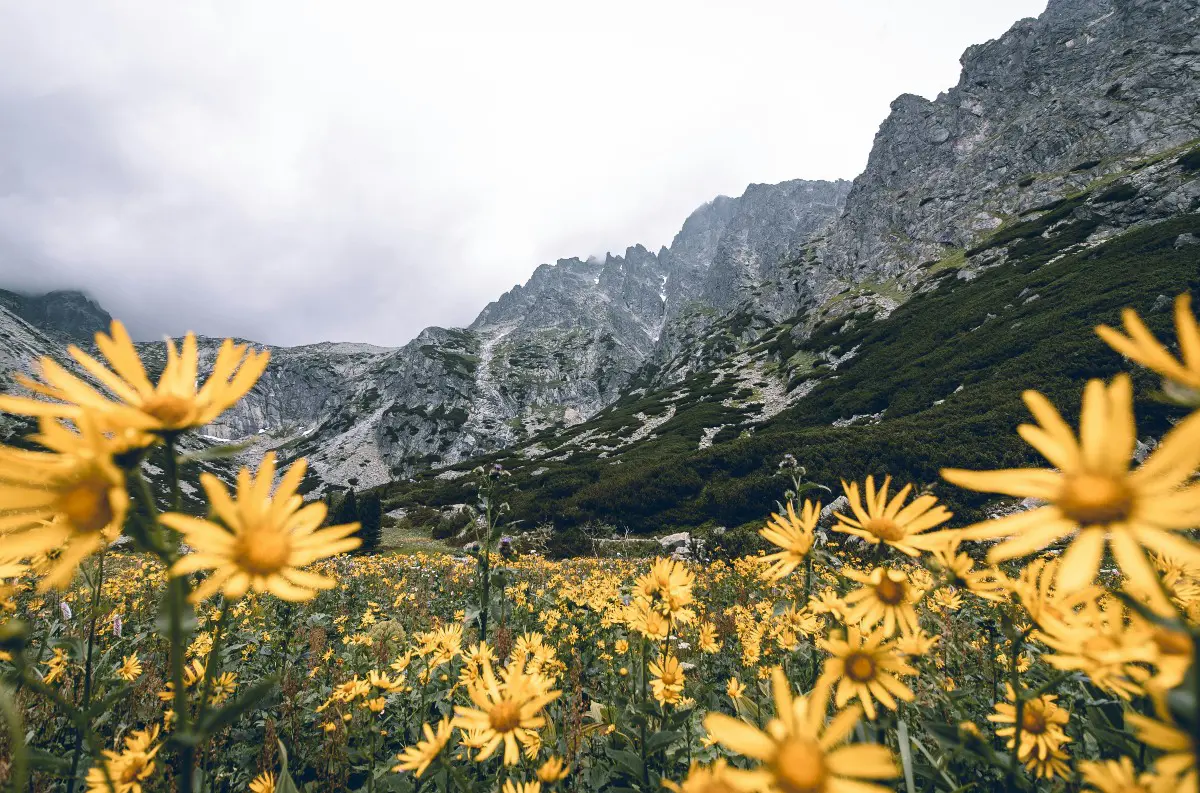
xmin=488 ymin=699 xmax=523 ymax=733
xmin=58 ymin=478 xmax=114 ymax=535
xmin=864 ymin=517 xmax=906 ymax=542
xmin=236 ymin=526 xmax=292 ymax=576
xmin=874 ymin=576 xmax=906 ymax=605
xmin=773 ymin=737 xmax=828 ymax=793
xmin=844 ymin=652 xmax=877 ymax=683
xmin=1058 ymin=473 xmax=1133 ymax=526
xmin=1020 ymin=706 xmax=1047 ymax=735
xmin=142 ymin=393 xmax=194 ymax=427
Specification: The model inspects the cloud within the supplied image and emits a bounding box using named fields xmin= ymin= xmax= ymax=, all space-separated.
xmin=0 ymin=0 xmax=1047 ymax=347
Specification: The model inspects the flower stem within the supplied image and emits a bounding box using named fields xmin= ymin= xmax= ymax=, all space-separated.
xmin=66 ymin=551 xmax=105 ymax=793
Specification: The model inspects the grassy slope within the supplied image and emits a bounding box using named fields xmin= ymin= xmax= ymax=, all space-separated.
xmin=381 ymin=211 xmax=1200 ymax=534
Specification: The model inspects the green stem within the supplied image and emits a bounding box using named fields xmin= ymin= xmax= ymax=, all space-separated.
xmin=0 ymin=684 xmax=28 ymax=793
xmin=66 ymin=551 xmax=106 ymax=793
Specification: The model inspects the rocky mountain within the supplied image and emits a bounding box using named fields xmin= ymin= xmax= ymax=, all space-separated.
xmin=0 ymin=288 xmax=112 ymax=345
xmin=819 ymin=0 xmax=1200 ymax=288
xmin=1 ymin=0 xmax=1197 ymax=504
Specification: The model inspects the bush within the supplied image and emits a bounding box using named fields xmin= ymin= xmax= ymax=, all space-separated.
xmin=431 ymin=509 xmax=472 ymax=540
xmin=545 ymin=524 xmax=591 ymax=559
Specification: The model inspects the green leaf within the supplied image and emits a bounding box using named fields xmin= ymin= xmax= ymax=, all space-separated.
xmin=276 ymin=739 xmax=303 ymax=793
xmin=605 ymin=748 xmax=644 ymax=780
xmin=645 ymin=729 xmax=683 ymax=755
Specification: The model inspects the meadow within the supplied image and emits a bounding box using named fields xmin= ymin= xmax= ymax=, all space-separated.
xmin=1 ymin=293 xmax=1200 ymax=793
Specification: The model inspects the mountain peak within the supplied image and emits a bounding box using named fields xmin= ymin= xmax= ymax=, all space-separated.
xmin=0 ymin=288 xmax=113 ymax=344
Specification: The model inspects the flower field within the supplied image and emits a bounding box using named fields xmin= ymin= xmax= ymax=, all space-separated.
xmin=1 ymin=296 xmax=1200 ymax=792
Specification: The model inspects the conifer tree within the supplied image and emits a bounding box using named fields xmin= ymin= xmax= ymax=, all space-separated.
xmin=357 ymin=493 xmax=383 ymax=553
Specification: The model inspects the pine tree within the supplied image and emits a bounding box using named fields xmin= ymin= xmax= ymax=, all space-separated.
xmin=332 ymin=488 xmax=359 ymax=529
xmin=357 ymin=493 xmax=383 ymax=554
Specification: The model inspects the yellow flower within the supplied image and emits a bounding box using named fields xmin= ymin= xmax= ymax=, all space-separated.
xmin=987 ymin=684 xmax=1070 ymax=761
xmin=1024 ymin=744 xmax=1072 ymax=781
xmin=1127 ymin=712 xmax=1197 ymax=790
xmin=703 ymin=668 xmax=898 ymax=793
xmin=162 ymin=454 xmax=361 ymax=602
xmin=537 ymin=756 xmax=570 ymax=783
xmin=614 ymin=639 xmax=630 ymax=654
xmin=926 ymin=533 xmax=1008 ymax=601
xmin=85 ymin=725 xmax=161 ymax=793
xmin=758 ymin=500 xmax=820 ymax=581
xmin=501 ymin=782 xmax=541 ymax=793
xmin=452 ymin=658 xmax=561 ymax=765
xmin=43 ymin=647 xmax=70 ymax=684
xmin=248 ymin=771 xmax=276 ymax=793
xmin=808 ymin=588 xmax=845 ymax=620
xmin=929 ymin=587 xmax=962 ymax=612
xmin=944 ymin=376 xmax=1200 ymax=610
xmin=724 ymin=678 xmax=747 ymax=709
xmin=697 ymin=622 xmax=720 ymax=654
xmin=393 ymin=717 xmax=452 ymax=777
xmin=834 ymin=477 xmax=951 ymax=556
xmin=649 ymin=655 xmax=685 ymax=705
xmin=365 ymin=697 xmax=387 ymax=713
xmin=663 ymin=760 xmax=755 ymax=793
xmin=117 ymin=653 xmax=143 ymax=682
xmin=0 ymin=320 xmax=269 ymax=433
xmin=818 ymin=626 xmax=916 ymax=721
xmin=894 ymin=630 xmax=939 ymax=657
xmin=1080 ymin=757 xmax=1178 ymax=793
xmin=1097 ymin=293 xmax=1200 ymax=405
xmin=841 ymin=567 xmax=922 ymax=637
xmin=0 ymin=417 xmax=127 ymax=589
xmin=634 ymin=558 xmax=695 ymax=618
xmin=1033 ymin=596 xmax=1152 ymax=700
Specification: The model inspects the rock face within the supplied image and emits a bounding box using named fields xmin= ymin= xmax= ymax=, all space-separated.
xmin=820 ymin=0 xmax=1200 ymax=287
xmin=0 ymin=289 xmax=113 ymax=345
xmin=2 ymin=0 xmax=1197 ymax=494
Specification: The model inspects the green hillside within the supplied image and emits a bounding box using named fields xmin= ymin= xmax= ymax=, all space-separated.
xmin=380 ymin=210 xmax=1200 ymax=536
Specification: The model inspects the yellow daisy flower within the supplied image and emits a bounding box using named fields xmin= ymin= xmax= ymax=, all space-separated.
xmin=703 ymin=668 xmax=898 ymax=793
xmin=943 ymin=376 xmax=1200 ymax=609
xmin=634 ymin=558 xmax=695 ymax=618
xmin=818 ymin=626 xmax=916 ymax=720
xmin=85 ymin=725 xmax=161 ymax=793
xmin=0 ymin=320 xmax=269 ymax=434
xmin=697 ymin=622 xmax=720 ymax=653
xmin=501 ymin=782 xmax=541 ymax=793
xmin=841 ymin=566 xmax=922 ymax=637
xmin=663 ymin=760 xmax=756 ymax=793
xmin=1097 ymin=293 xmax=1200 ymax=405
xmin=1127 ymin=712 xmax=1197 ymax=790
xmin=537 ymin=756 xmax=570 ymax=783
xmin=1080 ymin=757 xmax=1178 ymax=793
xmin=758 ymin=500 xmax=819 ymax=581
xmin=0 ymin=417 xmax=127 ymax=589
xmin=162 ymin=454 xmax=361 ymax=603
xmin=987 ymin=684 xmax=1070 ymax=761
xmin=834 ymin=476 xmax=951 ymax=556
xmin=452 ymin=658 xmax=561 ymax=765
xmin=248 ymin=771 xmax=276 ymax=793
xmin=117 ymin=653 xmax=143 ymax=682
xmin=392 ymin=717 xmax=452 ymax=777
xmin=649 ymin=654 xmax=685 ymax=705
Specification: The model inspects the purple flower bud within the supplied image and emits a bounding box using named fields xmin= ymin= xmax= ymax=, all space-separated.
xmin=59 ymin=601 xmax=72 ymax=621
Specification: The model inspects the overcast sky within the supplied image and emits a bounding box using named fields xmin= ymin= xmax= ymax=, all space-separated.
xmin=0 ymin=0 xmax=1047 ymax=347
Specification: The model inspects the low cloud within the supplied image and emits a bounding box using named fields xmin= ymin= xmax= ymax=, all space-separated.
xmin=0 ymin=0 xmax=1046 ymax=347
